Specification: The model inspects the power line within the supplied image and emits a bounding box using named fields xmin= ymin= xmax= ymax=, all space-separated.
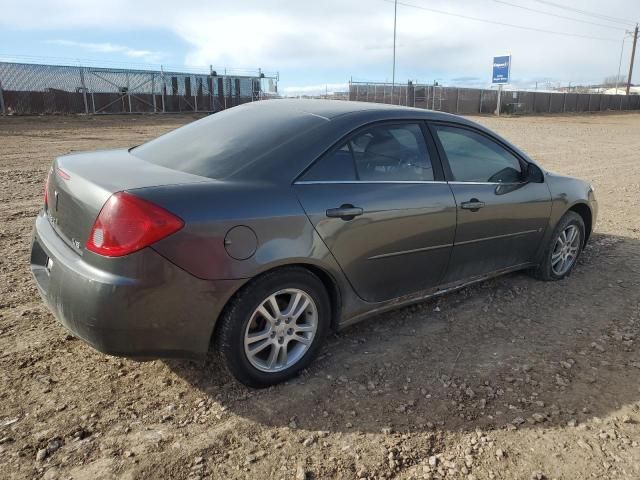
xmin=533 ymin=0 xmax=637 ymax=27
xmin=492 ymin=0 xmax=627 ymax=31
xmin=385 ymin=0 xmax=619 ymax=42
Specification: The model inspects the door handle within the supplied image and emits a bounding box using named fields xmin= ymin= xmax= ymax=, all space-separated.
xmin=460 ymin=198 xmax=485 ymax=211
xmin=326 ymin=205 xmax=363 ymax=220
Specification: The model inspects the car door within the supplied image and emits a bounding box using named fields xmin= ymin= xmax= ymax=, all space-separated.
xmin=429 ymin=122 xmax=552 ymax=282
xmin=294 ymin=121 xmax=457 ymax=303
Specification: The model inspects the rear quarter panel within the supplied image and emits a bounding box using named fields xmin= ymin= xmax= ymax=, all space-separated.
xmin=132 ymin=182 xmax=347 ymax=285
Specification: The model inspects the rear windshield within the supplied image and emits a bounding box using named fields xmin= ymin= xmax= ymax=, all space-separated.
xmin=132 ymin=102 xmax=325 ymax=179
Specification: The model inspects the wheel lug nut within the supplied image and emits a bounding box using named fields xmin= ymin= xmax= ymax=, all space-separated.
xmin=287 ymin=328 xmax=293 ymax=335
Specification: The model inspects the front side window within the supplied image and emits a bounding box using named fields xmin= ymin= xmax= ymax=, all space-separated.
xmin=432 ymin=125 xmax=523 ymax=183
xmin=301 ymin=123 xmax=434 ymax=182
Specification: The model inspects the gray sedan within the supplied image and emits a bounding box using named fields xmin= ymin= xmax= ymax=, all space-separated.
xmin=30 ymin=100 xmax=597 ymax=387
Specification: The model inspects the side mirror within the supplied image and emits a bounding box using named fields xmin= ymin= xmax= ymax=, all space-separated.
xmin=524 ymin=163 xmax=544 ymax=183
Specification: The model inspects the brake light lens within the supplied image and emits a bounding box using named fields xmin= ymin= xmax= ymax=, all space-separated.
xmin=86 ymin=192 xmax=184 ymax=257
xmin=44 ymin=170 xmax=51 ymax=209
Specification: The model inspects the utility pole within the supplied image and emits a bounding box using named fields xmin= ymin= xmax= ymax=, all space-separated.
xmin=392 ymin=0 xmax=397 ymax=88
xmin=626 ymin=24 xmax=639 ymax=95
xmin=616 ymin=34 xmax=628 ymax=94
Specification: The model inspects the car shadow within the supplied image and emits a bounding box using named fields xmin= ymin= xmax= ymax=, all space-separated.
xmin=165 ymin=232 xmax=640 ymax=434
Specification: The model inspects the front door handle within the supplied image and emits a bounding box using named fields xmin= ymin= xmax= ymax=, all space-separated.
xmin=460 ymin=198 xmax=486 ymax=211
xmin=326 ymin=204 xmax=363 ymax=220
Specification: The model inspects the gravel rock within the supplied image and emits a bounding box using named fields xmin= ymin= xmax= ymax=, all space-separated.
xmin=512 ymin=417 xmax=526 ymax=425
xmin=35 ymin=448 xmax=48 ymax=461
xmin=295 ymin=465 xmax=307 ymax=480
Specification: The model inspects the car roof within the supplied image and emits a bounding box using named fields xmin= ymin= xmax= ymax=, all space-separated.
xmin=136 ymin=98 xmax=530 ymax=183
xmin=248 ymin=98 xmax=460 ymax=122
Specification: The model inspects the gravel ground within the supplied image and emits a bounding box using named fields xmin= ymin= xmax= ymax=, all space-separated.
xmin=0 ymin=111 xmax=639 ymax=480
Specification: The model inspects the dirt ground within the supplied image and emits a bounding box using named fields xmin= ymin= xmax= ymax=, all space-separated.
xmin=1 ymin=111 xmax=639 ymax=480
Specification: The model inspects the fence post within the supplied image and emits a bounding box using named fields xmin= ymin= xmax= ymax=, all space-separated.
xmin=79 ymin=66 xmax=89 ymax=115
xmin=126 ymin=72 xmax=132 ymax=113
xmin=479 ymin=89 xmax=483 ymax=114
xmin=455 ymin=88 xmax=460 ymax=113
xmin=532 ymin=90 xmax=536 ymax=114
xmin=0 ymin=79 xmax=5 ymax=115
xmin=194 ymin=77 xmax=198 ymax=112
xmin=161 ymin=67 xmax=166 ymax=113
xmin=548 ymin=93 xmax=552 ymax=113
xmin=562 ymin=93 xmax=567 ymax=113
xmin=151 ymin=73 xmax=157 ymax=113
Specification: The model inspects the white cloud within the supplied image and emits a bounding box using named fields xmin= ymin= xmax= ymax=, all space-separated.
xmin=3 ymin=0 xmax=640 ymax=89
xmin=47 ymin=39 xmax=163 ymax=62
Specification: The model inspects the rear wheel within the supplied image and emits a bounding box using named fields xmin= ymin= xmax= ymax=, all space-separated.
xmin=216 ymin=267 xmax=330 ymax=387
xmin=532 ymin=211 xmax=585 ymax=281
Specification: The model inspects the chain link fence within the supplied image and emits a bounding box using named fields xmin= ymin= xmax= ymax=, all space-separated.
xmin=0 ymin=62 xmax=278 ymax=115
xmin=349 ymin=81 xmax=640 ymax=115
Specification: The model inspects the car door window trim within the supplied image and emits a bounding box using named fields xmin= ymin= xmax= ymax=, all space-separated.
xmin=294 ymin=180 xmax=449 ymax=185
xmin=448 ymin=181 xmax=526 ymax=185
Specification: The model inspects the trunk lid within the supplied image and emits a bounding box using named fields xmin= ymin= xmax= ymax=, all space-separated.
xmin=46 ymin=148 xmax=211 ymax=254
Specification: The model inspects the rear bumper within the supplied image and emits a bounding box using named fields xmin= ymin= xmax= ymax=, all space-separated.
xmin=30 ymin=211 xmax=246 ymax=358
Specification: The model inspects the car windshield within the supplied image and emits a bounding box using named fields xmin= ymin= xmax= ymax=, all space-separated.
xmin=131 ymin=102 xmax=326 ymax=179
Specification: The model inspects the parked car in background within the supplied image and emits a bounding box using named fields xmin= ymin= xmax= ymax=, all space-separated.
xmin=31 ymin=100 xmax=597 ymax=387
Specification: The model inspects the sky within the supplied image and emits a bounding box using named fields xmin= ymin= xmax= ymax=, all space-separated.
xmin=1 ymin=0 xmax=639 ymax=95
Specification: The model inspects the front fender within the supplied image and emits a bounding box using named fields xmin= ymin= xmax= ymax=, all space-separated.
xmin=532 ymin=173 xmax=596 ymax=264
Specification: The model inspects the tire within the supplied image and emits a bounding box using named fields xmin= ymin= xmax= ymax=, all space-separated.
xmin=532 ymin=211 xmax=585 ymax=281
xmin=215 ymin=266 xmax=331 ymax=388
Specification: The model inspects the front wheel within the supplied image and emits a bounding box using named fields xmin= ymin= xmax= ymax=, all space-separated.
xmin=215 ymin=267 xmax=330 ymax=387
xmin=532 ymin=211 xmax=585 ymax=281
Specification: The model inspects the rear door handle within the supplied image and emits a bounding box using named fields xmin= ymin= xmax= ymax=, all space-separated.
xmin=460 ymin=198 xmax=486 ymax=211
xmin=326 ymin=205 xmax=363 ymax=220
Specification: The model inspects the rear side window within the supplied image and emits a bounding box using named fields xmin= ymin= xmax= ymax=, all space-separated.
xmin=432 ymin=125 xmax=523 ymax=183
xmin=132 ymin=104 xmax=326 ymax=179
xmin=300 ymin=144 xmax=357 ymax=181
xmin=301 ymin=123 xmax=434 ymax=182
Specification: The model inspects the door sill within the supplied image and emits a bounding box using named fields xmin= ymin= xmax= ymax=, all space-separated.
xmin=339 ymin=262 xmax=535 ymax=329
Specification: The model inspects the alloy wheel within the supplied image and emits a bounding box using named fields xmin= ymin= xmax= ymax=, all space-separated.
xmin=243 ymin=288 xmax=318 ymax=373
xmin=551 ymin=225 xmax=581 ymax=276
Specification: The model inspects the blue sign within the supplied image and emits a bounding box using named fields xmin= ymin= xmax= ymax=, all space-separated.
xmin=492 ymin=55 xmax=511 ymax=84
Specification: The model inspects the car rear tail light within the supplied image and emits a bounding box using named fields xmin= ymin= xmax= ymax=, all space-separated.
xmin=86 ymin=192 xmax=184 ymax=257
xmin=44 ymin=170 xmax=51 ymax=209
